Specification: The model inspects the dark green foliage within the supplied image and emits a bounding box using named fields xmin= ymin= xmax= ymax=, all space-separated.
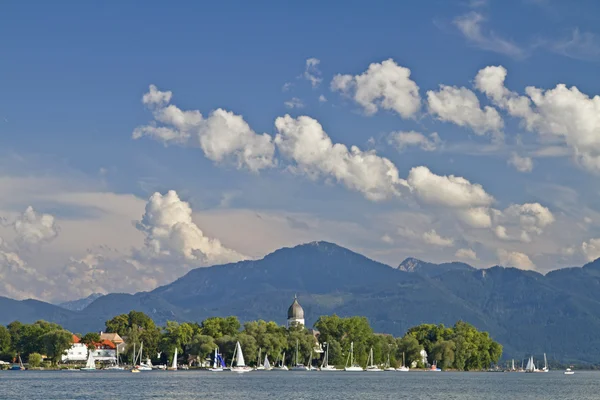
xmin=81 ymin=332 xmax=100 ymax=350
xmin=28 ymin=352 xmax=42 ymax=368
xmin=41 ymin=329 xmax=73 ymax=365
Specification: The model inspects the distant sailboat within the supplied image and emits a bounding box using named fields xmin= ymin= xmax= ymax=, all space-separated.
xmin=10 ymin=354 xmax=25 ymax=371
xmin=541 ymin=353 xmax=549 ymax=372
xmin=525 ymin=356 xmax=537 ymax=373
xmin=263 ymin=354 xmax=272 ymax=371
xmin=320 ymin=342 xmax=337 ymax=371
xmin=397 ymin=352 xmax=409 ymax=372
xmin=365 ymin=347 xmax=382 ymax=372
xmin=290 ymin=339 xmax=309 ymax=371
xmin=167 ymin=348 xmax=178 ymax=371
xmin=209 ymin=347 xmax=225 ymax=372
xmin=384 ymin=353 xmax=396 ymax=371
xmin=230 ymin=341 xmax=252 ymax=373
xmin=105 ymin=345 xmax=124 ymax=370
xmin=255 ymin=348 xmax=265 ymax=371
xmin=273 ymin=352 xmax=289 ymax=371
xmin=344 ymin=342 xmax=363 ymax=372
xmin=137 ymin=343 xmax=152 ymax=371
xmin=80 ymin=351 xmax=96 ymax=371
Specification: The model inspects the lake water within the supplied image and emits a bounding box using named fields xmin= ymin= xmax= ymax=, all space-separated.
xmin=0 ymin=370 xmax=596 ymax=399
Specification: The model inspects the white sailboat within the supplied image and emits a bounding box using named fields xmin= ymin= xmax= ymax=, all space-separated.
xmin=541 ymin=353 xmax=549 ymax=372
xmin=136 ymin=342 xmax=152 ymax=371
xmin=255 ymin=348 xmax=265 ymax=370
xmin=209 ymin=347 xmax=225 ymax=372
xmin=365 ymin=347 xmax=383 ymax=372
xmin=105 ymin=345 xmax=124 ymax=370
xmin=344 ymin=342 xmax=364 ymax=371
xmin=384 ymin=353 xmax=396 ymax=371
xmin=564 ymin=367 xmax=574 ymax=375
xmin=80 ymin=350 xmax=96 ymax=371
xmin=262 ymin=353 xmax=273 ymax=371
xmin=320 ymin=342 xmax=337 ymax=371
xmin=525 ymin=356 xmax=537 ymax=373
xmin=290 ymin=339 xmax=309 ymax=371
xmin=230 ymin=341 xmax=252 ymax=373
xmin=167 ymin=348 xmax=178 ymax=371
xmin=397 ymin=352 xmax=409 ymax=372
xmin=273 ymin=352 xmax=289 ymax=371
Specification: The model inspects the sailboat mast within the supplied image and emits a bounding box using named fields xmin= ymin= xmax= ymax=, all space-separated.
xmin=350 ymin=342 xmax=354 ymax=365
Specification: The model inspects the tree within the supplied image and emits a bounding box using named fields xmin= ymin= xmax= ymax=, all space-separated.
xmin=201 ymin=316 xmax=240 ymax=338
xmin=41 ymin=330 xmax=73 ymax=365
xmin=396 ymin=335 xmax=423 ymax=368
xmin=431 ymin=340 xmax=456 ymax=369
xmin=0 ymin=325 xmax=11 ymax=359
xmin=28 ymin=353 xmax=42 ymax=368
xmin=81 ymin=333 xmax=101 ymax=350
xmin=105 ymin=314 xmax=129 ymax=336
xmin=188 ymin=335 xmax=216 ymax=365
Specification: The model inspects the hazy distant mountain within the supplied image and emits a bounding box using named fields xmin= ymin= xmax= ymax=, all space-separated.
xmin=58 ymin=293 xmax=104 ymax=311
xmin=4 ymin=241 xmax=600 ymax=363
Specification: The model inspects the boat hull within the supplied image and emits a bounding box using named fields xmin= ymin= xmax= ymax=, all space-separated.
xmin=344 ymin=366 xmax=364 ymax=372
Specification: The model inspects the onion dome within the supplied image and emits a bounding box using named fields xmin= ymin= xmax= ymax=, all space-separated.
xmin=287 ymin=295 xmax=304 ymax=320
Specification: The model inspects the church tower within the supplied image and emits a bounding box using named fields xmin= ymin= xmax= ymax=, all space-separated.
xmin=287 ymin=295 xmax=305 ymax=327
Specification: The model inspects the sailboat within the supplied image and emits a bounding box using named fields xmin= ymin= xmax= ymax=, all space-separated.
xmin=105 ymin=345 xmax=124 ymax=370
xmin=290 ymin=339 xmax=309 ymax=371
xmin=384 ymin=353 xmax=396 ymax=371
xmin=167 ymin=348 xmax=178 ymax=371
xmin=365 ymin=347 xmax=383 ymax=372
xmin=320 ymin=342 xmax=337 ymax=371
xmin=273 ymin=352 xmax=288 ymax=371
xmin=255 ymin=348 xmax=265 ymax=371
xmin=134 ymin=342 xmax=152 ymax=371
xmin=262 ymin=353 xmax=273 ymax=371
xmin=307 ymin=352 xmax=317 ymax=371
xmin=10 ymin=354 xmax=25 ymax=371
xmin=541 ymin=353 xmax=549 ymax=372
xmin=344 ymin=342 xmax=364 ymax=371
xmin=429 ymin=361 xmax=441 ymax=372
xmin=397 ymin=352 xmax=409 ymax=372
xmin=209 ymin=347 xmax=225 ymax=372
xmin=525 ymin=356 xmax=537 ymax=373
xmin=80 ymin=350 xmax=96 ymax=371
xmin=230 ymin=341 xmax=252 ymax=373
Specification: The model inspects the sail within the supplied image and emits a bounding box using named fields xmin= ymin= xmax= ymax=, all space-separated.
xmin=235 ymin=341 xmax=246 ymax=366
xmin=86 ymin=351 xmax=95 ymax=369
xmin=213 ymin=348 xmax=218 ymax=368
xmin=171 ymin=348 xmax=178 ymax=369
xmin=263 ymin=354 xmax=271 ymax=369
xmin=525 ymin=356 xmax=532 ymax=371
xmin=218 ymin=354 xmax=226 ymax=368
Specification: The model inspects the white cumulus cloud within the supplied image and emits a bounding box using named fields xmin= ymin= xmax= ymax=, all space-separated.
xmin=331 ymin=59 xmax=421 ymax=119
xmin=455 ymin=248 xmax=477 ymax=260
xmin=426 ymin=85 xmax=503 ymax=135
xmin=475 ymin=65 xmax=600 ymax=173
xmin=136 ymin=190 xmax=247 ymax=264
xmin=422 ymin=229 xmax=454 ymax=247
xmin=388 ymin=131 xmax=440 ymax=152
xmin=582 ymin=238 xmax=600 ymax=262
xmin=284 ymin=97 xmax=304 ymax=109
xmin=133 ymin=85 xmax=276 ymax=172
xmin=497 ymin=249 xmax=535 ymax=270
xmin=274 ymin=114 xmax=407 ymax=201
xmin=14 ymin=206 xmax=58 ymax=246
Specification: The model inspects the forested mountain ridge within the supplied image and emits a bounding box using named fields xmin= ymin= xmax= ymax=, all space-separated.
xmin=3 ymin=241 xmax=600 ymax=362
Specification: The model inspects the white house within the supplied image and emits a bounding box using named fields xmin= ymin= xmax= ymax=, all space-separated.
xmin=61 ymin=335 xmax=88 ymax=362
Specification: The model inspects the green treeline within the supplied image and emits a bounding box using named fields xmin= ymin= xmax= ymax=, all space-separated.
xmin=0 ymin=311 xmax=502 ymax=370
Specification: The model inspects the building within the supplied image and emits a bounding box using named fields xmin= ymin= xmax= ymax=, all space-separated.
xmin=61 ymin=335 xmax=88 ymax=362
xmin=287 ymin=295 xmax=305 ymax=327
xmin=99 ymin=332 xmax=125 ymax=355
xmin=91 ymin=339 xmax=117 ymax=362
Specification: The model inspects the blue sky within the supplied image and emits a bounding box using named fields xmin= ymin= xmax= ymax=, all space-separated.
xmin=1 ymin=0 xmax=600 ymax=301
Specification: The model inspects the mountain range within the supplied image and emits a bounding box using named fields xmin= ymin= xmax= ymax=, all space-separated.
xmin=2 ymin=241 xmax=600 ymax=363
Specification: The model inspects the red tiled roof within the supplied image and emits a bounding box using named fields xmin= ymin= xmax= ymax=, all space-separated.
xmin=72 ymin=335 xmax=80 ymax=343
xmin=93 ymin=339 xmax=116 ymax=349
